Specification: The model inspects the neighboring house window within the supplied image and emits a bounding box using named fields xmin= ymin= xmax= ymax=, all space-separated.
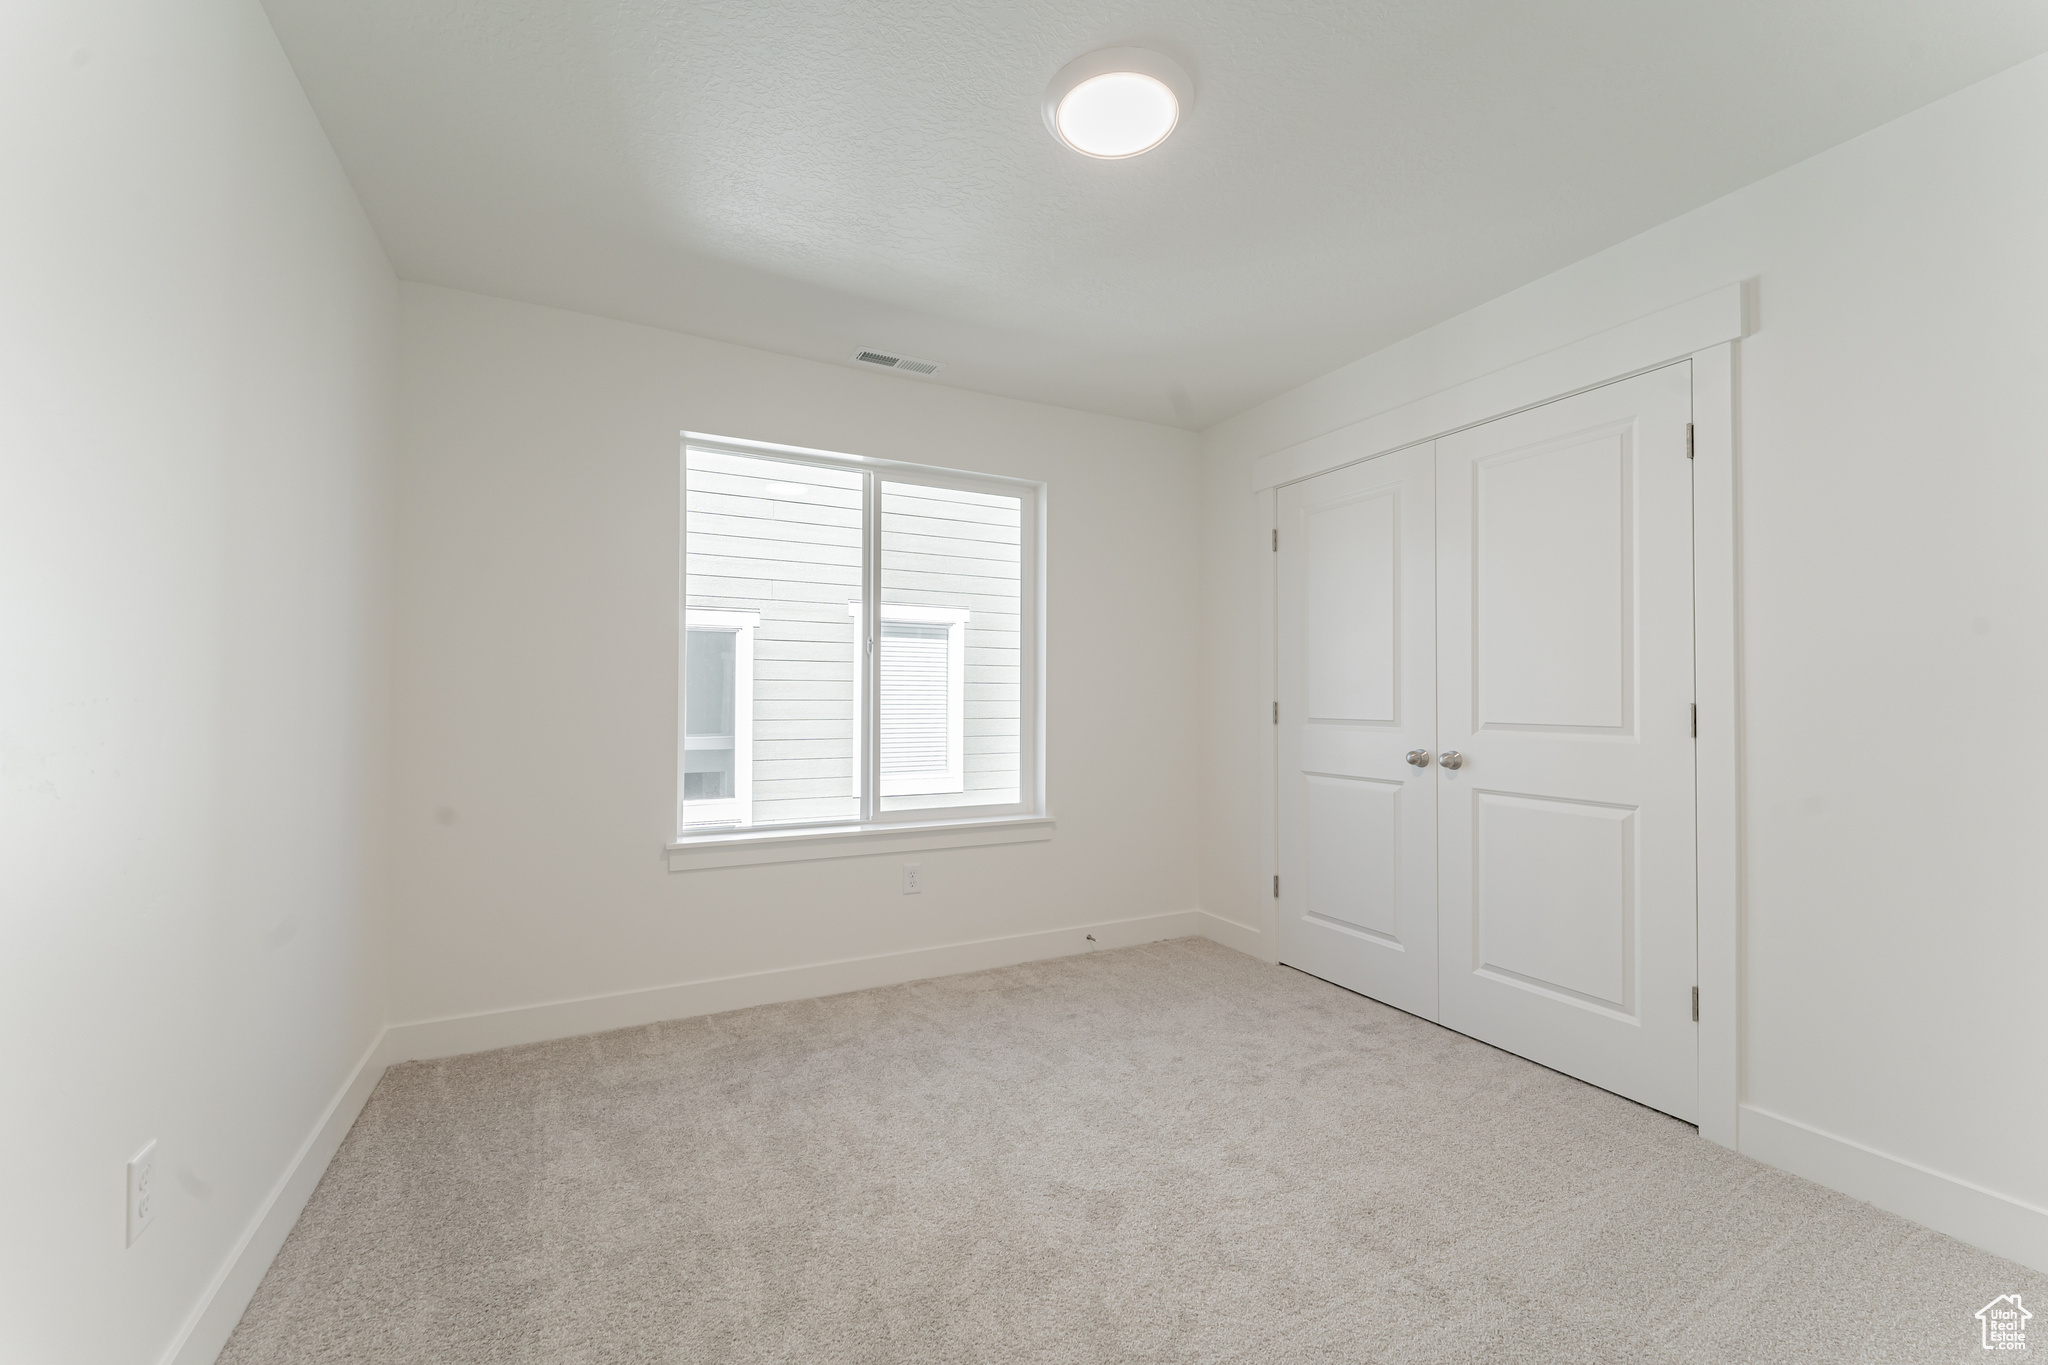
xmin=678 ymin=435 xmax=1038 ymax=833
xmin=680 ymin=609 xmax=757 ymax=825
xmin=847 ymin=603 xmax=970 ymax=797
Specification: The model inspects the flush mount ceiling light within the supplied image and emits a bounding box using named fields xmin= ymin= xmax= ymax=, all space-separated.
xmin=1043 ymin=48 xmax=1192 ymax=159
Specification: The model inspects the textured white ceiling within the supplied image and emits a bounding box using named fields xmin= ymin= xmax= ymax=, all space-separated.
xmin=262 ymin=0 xmax=2048 ymax=427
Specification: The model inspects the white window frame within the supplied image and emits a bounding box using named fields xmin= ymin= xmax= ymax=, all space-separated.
xmin=849 ymin=602 xmax=970 ymax=797
xmin=677 ymin=609 xmax=758 ymax=829
xmin=670 ymin=432 xmax=1046 ymax=869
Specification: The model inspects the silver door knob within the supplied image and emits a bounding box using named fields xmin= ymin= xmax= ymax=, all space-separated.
xmin=1439 ymin=751 xmax=1464 ymax=770
xmin=1406 ymin=750 xmax=1431 ymax=767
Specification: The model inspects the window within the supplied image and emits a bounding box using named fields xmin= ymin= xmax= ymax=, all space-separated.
xmin=680 ymin=609 xmax=757 ymax=823
xmin=677 ymin=435 xmax=1039 ymax=838
xmin=851 ymin=604 xmax=969 ymax=796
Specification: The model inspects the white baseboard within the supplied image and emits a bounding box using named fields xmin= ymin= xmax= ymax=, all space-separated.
xmin=385 ymin=909 xmax=1249 ymax=1064
xmin=162 ymin=1029 xmax=391 ymax=1365
xmin=1740 ymin=1104 xmax=2048 ymax=1274
xmin=1195 ymin=911 xmax=1264 ymax=959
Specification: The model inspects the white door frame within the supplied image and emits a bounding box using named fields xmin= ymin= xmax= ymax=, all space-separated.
xmin=1252 ymin=283 xmax=1748 ymax=1148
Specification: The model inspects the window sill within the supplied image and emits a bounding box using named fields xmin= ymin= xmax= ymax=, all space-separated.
xmin=665 ymin=814 xmax=1054 ymax=872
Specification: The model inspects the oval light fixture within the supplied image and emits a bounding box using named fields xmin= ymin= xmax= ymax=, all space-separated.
xmin=1042 ymin=48 xmax=1193 ymax=159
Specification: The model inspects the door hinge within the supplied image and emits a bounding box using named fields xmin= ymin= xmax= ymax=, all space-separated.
xmin=1273 ymin=701 xmax=1279 ymax=724
xmin=1691 ymin=703 xmax=1697 ymax=738
xmin=1692 ymin=986 xmax=1699 ymax=1022
xmin=1686 ymin=422 xmax=1695 ymax=459
xmin=1273 ymin=874 xmax=1280 ymax=898
xmin=1272 ymin=528 xmax=1278 ymax=551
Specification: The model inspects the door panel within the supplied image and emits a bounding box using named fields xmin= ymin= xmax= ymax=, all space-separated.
xmin=1278 ymin=444 xmax=1438 ymax=1019
xmin=1476 ymin=432 xmax=1630 ymax=730
xmin=1304 ymin=775 xmax=1401 ymax=942
xmin=1304 ymin=490 xmax=1398 ymax=722
xmin=1474 ymin=793 xmax=1632 ymax=1008
xmin=1437 ymin=363 xmax=1697 ymax=1121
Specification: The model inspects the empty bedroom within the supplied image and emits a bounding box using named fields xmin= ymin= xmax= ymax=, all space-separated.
xmin=4 ymin=0 xmax=2046 ymax=1361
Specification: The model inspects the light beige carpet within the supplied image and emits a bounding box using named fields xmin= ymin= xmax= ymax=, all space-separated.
xmin=221 ymin=938 xmax=2042 ymax=1364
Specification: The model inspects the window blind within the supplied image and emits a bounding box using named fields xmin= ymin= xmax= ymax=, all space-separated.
xmin=880 ymin=620 xmax=951 ymax=777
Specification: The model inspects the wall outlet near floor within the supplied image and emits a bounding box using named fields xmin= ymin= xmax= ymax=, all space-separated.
xmin=127 ymin=1140 xmax=157 ymax=1246
xmin=901 ymin=863 xmax=922 ymax=894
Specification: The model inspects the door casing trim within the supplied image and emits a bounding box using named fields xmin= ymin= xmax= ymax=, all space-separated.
xmin=1248 ymin=283 xmax=1745 ymax=494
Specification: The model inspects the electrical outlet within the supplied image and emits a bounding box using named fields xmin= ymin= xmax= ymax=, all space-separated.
xmin=901 ymin=863 xmax=922 ymax=895
xmin=127 ymin=1140 xmax=157 ymax=1246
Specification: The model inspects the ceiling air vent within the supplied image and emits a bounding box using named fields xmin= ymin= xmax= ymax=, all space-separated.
xmin=853 ymin=349 xmax=941 ymax=376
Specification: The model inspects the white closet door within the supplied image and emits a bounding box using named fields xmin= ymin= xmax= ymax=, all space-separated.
xmin=1277 ymin=444 xmax=1439 ymax=1019
xmin=1435 ymin=363 xmax=1697 ymax=1121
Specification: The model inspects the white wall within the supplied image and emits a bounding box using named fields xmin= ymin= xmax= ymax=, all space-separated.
xmin=391 ymin=284 xmax=1202 ymax=1031
xmin=1201 ymin=53 xmax=2048 ymax=1254
xmin=0 ymin=1 xmax=397 ymax=1361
